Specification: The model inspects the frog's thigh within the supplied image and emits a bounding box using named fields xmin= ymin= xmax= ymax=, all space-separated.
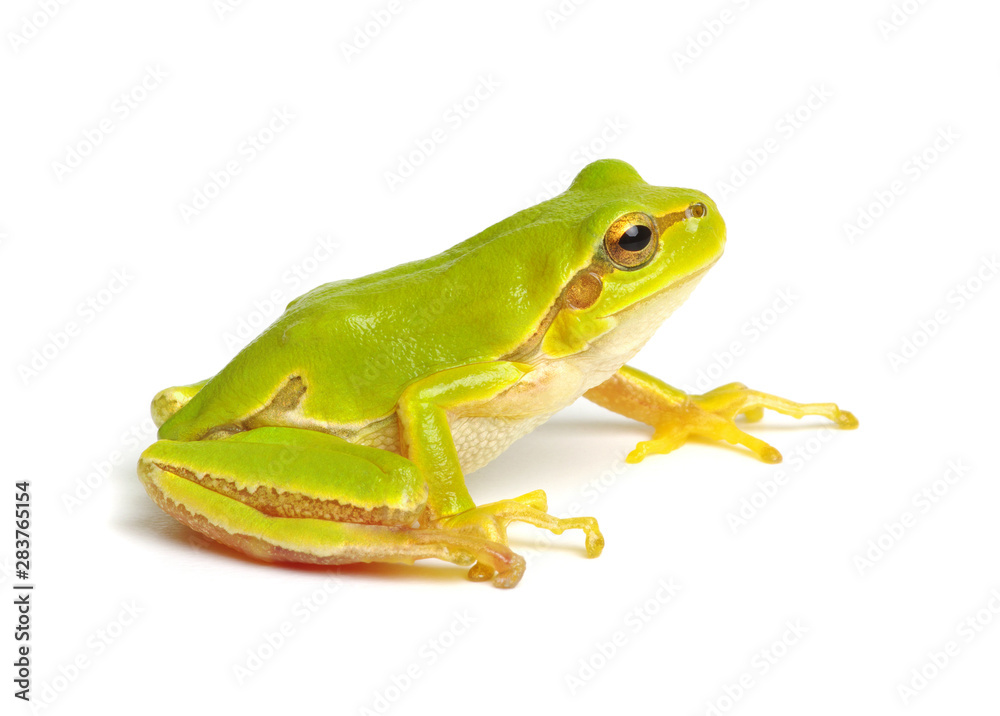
xmin=396 ymin=361 xmax=533 ymax=519
xmin=137 ymin=427 xmax=525 ymax=585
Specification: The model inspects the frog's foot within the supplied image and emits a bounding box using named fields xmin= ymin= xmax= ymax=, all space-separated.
xmin=629 ymin=382 xmax=858 ymax=464
xmin=138 ymin=427 xmax=526 ymax=587
xmin=435 ymin=490 xmax=604 ymax=581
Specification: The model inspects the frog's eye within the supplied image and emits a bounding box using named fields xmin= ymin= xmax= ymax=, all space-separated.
xmin=604 ymin=212 xmax=657 ymax=269
xmin=686 ymin=202 xmax=707 ymax=219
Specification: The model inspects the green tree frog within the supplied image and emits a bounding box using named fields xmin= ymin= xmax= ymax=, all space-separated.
xmin=138 ymin=159 xmax=857 ymax=587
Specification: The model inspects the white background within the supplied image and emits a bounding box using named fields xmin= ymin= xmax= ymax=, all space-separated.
xmin=3 ymin=0 xmax=999 ymax=714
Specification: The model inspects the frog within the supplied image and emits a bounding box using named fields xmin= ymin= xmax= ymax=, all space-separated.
xmin=138 ymin=158 xmax=857 ymax=588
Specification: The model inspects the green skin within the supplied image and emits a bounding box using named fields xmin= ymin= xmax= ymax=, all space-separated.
xmin=139 ymin=159 xmax=855 ymax=587
xmin=158 ymin=161 xmax=721 ymax=437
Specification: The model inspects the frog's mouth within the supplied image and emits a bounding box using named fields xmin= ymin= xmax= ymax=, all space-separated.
xmin=603 ymin=256 xmax=719 ymax=321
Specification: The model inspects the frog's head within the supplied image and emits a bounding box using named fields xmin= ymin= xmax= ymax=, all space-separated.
xmin=540 ymin=159 xmax=726 ymax=358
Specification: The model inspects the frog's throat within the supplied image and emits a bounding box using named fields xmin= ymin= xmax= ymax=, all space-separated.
xmin=603 ymin=257 xmax=717 ymax=321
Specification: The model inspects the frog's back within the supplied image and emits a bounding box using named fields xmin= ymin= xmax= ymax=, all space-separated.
xmin=158 ymin=203 xmax=593 ymax=442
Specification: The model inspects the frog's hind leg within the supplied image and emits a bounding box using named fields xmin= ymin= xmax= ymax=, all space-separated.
xmin=137 ymin=427 xmax=525 ymax=587
xmin=151 ymin=378 xmax=211 ymax=427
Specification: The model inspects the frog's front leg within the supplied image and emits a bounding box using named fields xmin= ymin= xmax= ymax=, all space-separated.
xmin=584 ymin=365 xmax=858 ymax=464
xmin=397 ymin=362 xmax=604 ymax=583
xmin=138 ymin=426 xmax=527 ymax=587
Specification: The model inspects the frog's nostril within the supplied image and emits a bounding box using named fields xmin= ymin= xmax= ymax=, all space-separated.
xmin=686 ymin=203 xmax=707 ymax=219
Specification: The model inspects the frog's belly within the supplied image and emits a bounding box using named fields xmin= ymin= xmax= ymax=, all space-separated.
xmin=350 ymin=338 xmax=635 ymax=473
xmin=346 ymin=346 xmax=613 ymax=474
xmin=449 ymin=414 xmax=558 ymax=473
xmin=349 ymin=412 xmax=557 ymax=475
xmin=348 ymin=338 xmax=627 ymax=473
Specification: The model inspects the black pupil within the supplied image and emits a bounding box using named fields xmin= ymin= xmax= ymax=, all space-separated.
xmin=620 ymin=225 xmax=651 ymax=252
